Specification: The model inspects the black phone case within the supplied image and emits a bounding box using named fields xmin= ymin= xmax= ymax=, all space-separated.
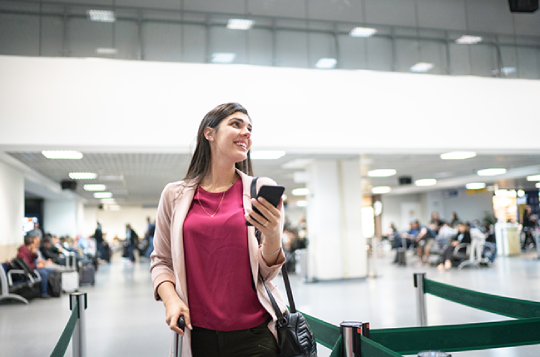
xmin=246 ymin=185 xmax=285 ymax=226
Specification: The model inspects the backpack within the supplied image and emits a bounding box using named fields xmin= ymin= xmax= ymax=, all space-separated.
xmin=47 ymin=271 xmax=62 ymax=297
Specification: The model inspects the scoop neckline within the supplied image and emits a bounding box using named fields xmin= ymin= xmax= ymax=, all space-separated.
xmin=198 ymin=178 xmax=241 ymax=194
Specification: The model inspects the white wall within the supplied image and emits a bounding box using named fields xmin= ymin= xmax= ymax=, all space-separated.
xmin=0 ymin=159 xmax=24 ymax=259
xmin=1 ymin=56 xmax=540 ymax=154
xmin=44 ymin=199 xmax=84 ymax=237
xmin=83 ymin=206 xmax=158 ymax=241
xmin=381 ymin=193 xmax=423 ymax=232
xmin=441 ymin=189 xmax=495 ymax=223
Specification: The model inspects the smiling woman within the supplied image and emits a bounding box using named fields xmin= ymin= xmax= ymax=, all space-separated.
xmin=150 ymin=103 xmax=288 ymax=357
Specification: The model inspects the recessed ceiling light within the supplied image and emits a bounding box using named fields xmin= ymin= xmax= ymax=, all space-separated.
xmin=88 ymin=10 xmax=115 ymax=22
xmin=282 ymin=159 xmax=313 ymax=169
xmin=94 ymin=192 xmax=113 ymax=199
xmin=466 ymin=182 xmax=486 ymax=190
xmin=211 ymin=53 xmax=236 ymax=63
xmin=108 ymin=205 xmax=121 ymax=211
xmin=477 ymin=168 xmax=506 ymax=176
xmin=440 ymin=151 xmax=476 ymax=160
xmin=96 ymin=48 xmax=117 ymax=54
xmin=455 ymin=35 xmax=483 ymax=44
xmin=42 ymin=150 xmax=83 ymax=159
xmin=292 ymin=188 xmax=309 ymax=196
xmin=250 ymin=151 xmax=286 ymax=160
xmin=100 ymin=175 xmax=124 ymax=181
xmin=367 ymin=169 xmax=397 ymax=177
xmin=296 ymin=200 xmax=308 ymax=207
xmin=372 ymin=186 xmax=391 ymax=194
xmin=84 ymin=184 xmax=106 ymax=191
xmin=517 ymin=189 xmax=525 ymax=197
xmin=315 ymin=58 xmax=337 ymax=69
xmin=526 ymin=175 xmax=540 ymax=181
xmin=349 ymin=27 xmax=377 ymax=37
xmin=415 ymin=179 xmax=437 ymax=186
xmin=100 ymin=198 xmax=116 ymax=204
xmin=69 ymin=172 xmax=97 ymax=180
xmin=410 ymin=62 xmax=434 ymax=73
xmin=536 ymin=183 xmax=540 ymax=188
xmin=227 ymin=19 xmax=254 ymax=30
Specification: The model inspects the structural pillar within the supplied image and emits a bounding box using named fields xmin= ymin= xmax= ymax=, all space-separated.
xmin=306 ymin=159 xmax=366 ymax=280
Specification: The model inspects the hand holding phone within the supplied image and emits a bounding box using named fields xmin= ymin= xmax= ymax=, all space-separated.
xmin=246 ymin=185 xmax=285 ymax=226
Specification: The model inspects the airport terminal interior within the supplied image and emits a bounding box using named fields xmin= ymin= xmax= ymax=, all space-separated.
xmin=1 ymin=0 xmax=540 ymax=356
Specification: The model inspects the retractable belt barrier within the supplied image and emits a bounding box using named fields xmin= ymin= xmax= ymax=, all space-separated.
xmin=50 ymin=292 xmax=88 ymax=357
xmin=45 ymin=277 xmax=540 ymax=357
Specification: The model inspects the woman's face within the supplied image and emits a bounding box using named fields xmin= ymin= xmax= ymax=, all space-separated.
xmin=209 ymin=111 xmax=252 ymax=164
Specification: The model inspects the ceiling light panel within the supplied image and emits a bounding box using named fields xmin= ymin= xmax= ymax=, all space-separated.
xmin=250 ymin=151 xmax=286 ymax=160
xmin=94 ymin=192 xmax=113 ymax=198
xmin=100 ymin=198 xmax=116 ymax=204
xmin=211 ymin=53 xmax=236 ymax=63
xmin=415 ymin=179 xmax=437 ymax=186
xmin=96 ymin=48 xmax=117 ymax=54
xmin=466 ymin=182 xmax=486 ymax=190
xmin=367 ymin=169 xmax=397 ymax=177
xmin=501 ymin=67 xmax=516 ymax=74
xmin=477 ymin=168 xmax=506 ymax=176
xmin=455 ymin=35 xmax=483 ymax=44
xmin=536 ymin=183 xmax=540 ymax=188
xmin=42 ymin=150 xmax=83 ymax=159
xmin=88 ymin=10 xmax=115 ymax=22
xmin=526 ymin=175 xmax=540 ymax=181
xmin=349 ymin=27 xmax=377 ymax=37
xmin=69 ymin=172 xmax=97 ymax=179
xmin=440 ymin=151 xmax=476 ymax=160
xmin=227 ymin=19 xmax=254 ymax=30
xmin=315 ymin=58 xmax=337 ymax=69
xmin=410 ymin=62 xmax=434 ymax=73
xmin=84 ymin=184 xmax=106 ymax=191
xmin=372 ymin=186 xmax=391 ymax=194
xmin=296 ymin=200 xmax=308 ymax=207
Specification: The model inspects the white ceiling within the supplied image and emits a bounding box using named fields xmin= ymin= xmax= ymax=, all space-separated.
xmin=8 ymin=151 xmax=540 ymax=206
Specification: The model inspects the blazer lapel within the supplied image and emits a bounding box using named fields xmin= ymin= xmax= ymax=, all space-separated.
xmin=172 ymin=184 xmax=196 ymax=304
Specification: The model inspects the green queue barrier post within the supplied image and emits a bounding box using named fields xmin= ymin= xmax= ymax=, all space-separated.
xmin=414 ymin=273 xmax=427 ymax=326
xmin=70 ymin=292 xmax=88 ymax=357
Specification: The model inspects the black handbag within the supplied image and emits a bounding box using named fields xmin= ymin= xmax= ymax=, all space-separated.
xmin=262 ymin=265 xmax=317 ymax=357
xmin=251 ymin=176 xmax=317 ymax=357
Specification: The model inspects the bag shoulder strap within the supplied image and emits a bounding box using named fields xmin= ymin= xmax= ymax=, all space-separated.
xmin=251 ymin=176 xmax=259 ymax=198
xmin=281 ymin=264 xmax=297 ymax=313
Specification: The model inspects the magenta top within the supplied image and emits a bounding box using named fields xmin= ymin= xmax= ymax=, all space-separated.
xmin=183 ymin=178 xmax=269 ymax=331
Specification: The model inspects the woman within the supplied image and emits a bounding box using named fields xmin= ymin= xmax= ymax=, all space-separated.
xmin=150 ymin=103 xmax=287 ymax=357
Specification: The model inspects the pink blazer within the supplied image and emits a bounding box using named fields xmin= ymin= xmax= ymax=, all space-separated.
xmin=150 ymin=169 xmax=288 ymax=357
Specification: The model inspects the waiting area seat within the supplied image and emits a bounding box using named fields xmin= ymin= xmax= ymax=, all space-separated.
xmin=0 ymin=262 xmax=41 ymax=304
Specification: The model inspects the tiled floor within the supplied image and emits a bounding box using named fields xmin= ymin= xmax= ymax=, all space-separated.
xmin=1 ymin=249 xmax=539 ymax=357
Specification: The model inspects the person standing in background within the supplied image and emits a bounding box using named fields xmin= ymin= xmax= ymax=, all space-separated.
xmin=126 ymin=224 xmax=139 ymax=263
xmin=145 ymin=217 xmax=156 ymax=258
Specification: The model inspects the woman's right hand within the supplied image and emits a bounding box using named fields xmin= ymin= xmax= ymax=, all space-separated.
xmin=164 ymin=298 xmax=192 ymax=335
xmin=158 ymin=282 xmax=193 ymax=335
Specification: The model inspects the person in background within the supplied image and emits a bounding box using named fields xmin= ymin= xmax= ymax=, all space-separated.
xmin=145 ymin=217 xmax=156 ymax=258
xmin=412 ymin=220 xmax=436 ymax=264
xmin=438 ymin=222 xmax=472 ymax=270
xmin=430 ymin=212 xmax=442 ymax=233
xmin=450 ymin=212 xmax=460 ymax=227
xmin=17 ymin=230 xmax=53 ymax=298
xmin=94 ymin=220 xmax=108 ymax=261
xmin=33 ymin=221 xmax=43 ymax=238
xmin=40 ymin=234 xmax=66 ymax=265
xmin=126 ymin=223 xmax=139 ymax=263
xmin=521 ymin=205 xmax=537 ymax=251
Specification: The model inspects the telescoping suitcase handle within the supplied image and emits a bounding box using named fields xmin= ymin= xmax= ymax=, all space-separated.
xmin=173 ymin=316 xmax=186 ymax=357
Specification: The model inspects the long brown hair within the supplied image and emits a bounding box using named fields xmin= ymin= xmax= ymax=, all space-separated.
xmin=184 ymin=103 xmax=254 ymax=184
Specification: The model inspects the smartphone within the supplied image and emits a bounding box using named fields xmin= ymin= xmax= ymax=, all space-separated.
xmin=246 ymin=185 xmax=285 ymax=226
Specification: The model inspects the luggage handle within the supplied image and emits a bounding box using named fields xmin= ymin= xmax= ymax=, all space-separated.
xmin=173 ymin=316 xmax=185 ymax=357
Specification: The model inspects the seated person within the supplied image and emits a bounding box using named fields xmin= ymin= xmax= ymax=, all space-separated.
xmin=40 ymin=234 xmax=66 ymax=265
xmin=409 ymin=221 xmax=436 ymax=263
xmin=435 ymin=221 xmax=457 ymax=248
xmin=438 ymin=222 xmax=472 ymax=270
xmin=392 ymin=223 xmax=417 ymax=263
xmin=17 ymin=230 xmax=53 ymax=298
xmin=34 ymin=235 xmax=70 ymax=273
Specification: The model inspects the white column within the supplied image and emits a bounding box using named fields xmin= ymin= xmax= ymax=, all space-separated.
xmin=306 ymin=159 xmax=366 ymax=281
xmin=0 ymin=159 xmax=25 ymax=261
xmin=44 ymin=199 xmax=85 ymax=237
